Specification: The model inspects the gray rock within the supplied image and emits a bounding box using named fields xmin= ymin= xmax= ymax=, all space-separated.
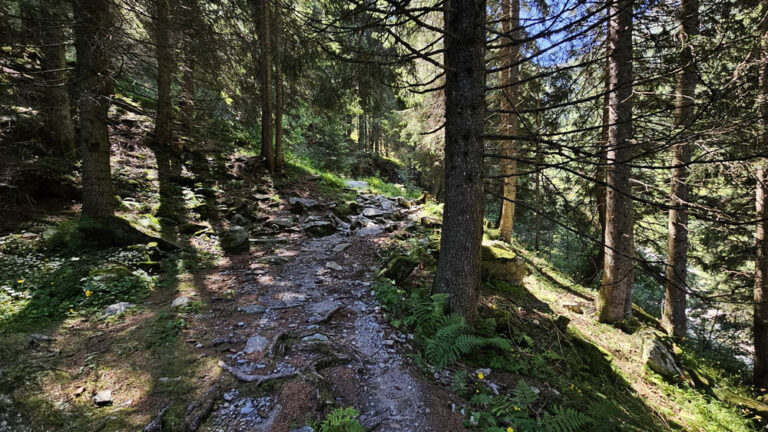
xmin=253 ymin=193 xmax=272 ymax=201
xmin=269 ymin=217 xmax=295 ymax=229
xmin=289 ymin=197 xmax=319 ymax=213
xmin=562 ymin=302 xmax=584 ymax=314
xmin=333 ymin=243 xmax=351 ymax=253
xmin=378 ymin=255 xmax=418 ymax=284
xmin=230 ymin=214 xmax=250 ymax=226
xmin=641 ymin=331 xmax=684 ymax=380
xmin=308 ymin=300 xmax=342 ymax=323
xmin=101 ymin=302 xmax=135 ymax=319
xmin=244 ymin=336 xmax=269 ymax=354
xmin=93 ymin=389 xmax=112 ymax=406
xmin=356 ymin=226 xmax=384 ymax=237
xmin=481 ymin=241 xmax=526 ymax=285
xmin=345 ymin=180 xmax=369 ymax=189
xmin=239 ymin=304 xmax=266 ymax=314
xmin=325 ymin=261 xmax=343 ymax=271
xmin=171 ymin=297 xmax=191 ymax=308
xmin=379 ymin=198 xmax=397 ymax=212
xmin=362 ymin=208 xmax=384 ymax=218
xmin=303 ymin=221 xmax=336 ymax=237
xmin=301 ymin=333 xmax=329 ymax=342
xmin=220 ymin=226 xmax=250 ymax=254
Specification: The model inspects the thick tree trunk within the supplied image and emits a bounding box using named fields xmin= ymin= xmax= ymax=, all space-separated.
xmin=260 ymin=0 xmax=274 ymax=173
xmin=152 ymin=0 xmax=181 ymax=228
xmin=754 ymin=0 xmax=768 ymax=389
xmin=73 ymin=0 xmax=115 ymax=220
xmin=433 ymin=0 xmax=486 ymax=324
xmin=498 ymin=0 xmax=520 ymax=243
xmin=663 ymin=0 xmax=698 ymax=339
xmin=274 ymin=0 xmax=284 ymax=171
xmin=40 ymin=0 xmax=75 ymax=155
xmin=598 ymin=0 xmax=635 ymax=324
xmin=180 ymin=52 xmax=195 ymax=137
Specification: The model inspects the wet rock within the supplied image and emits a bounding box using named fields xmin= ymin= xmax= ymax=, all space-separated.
xmin=481 ymin=241 xmax=526 ymax=284
xmin=303 ymin=221 xmax=336 ymax=237
xmin=325 ymin=261 xmax=343 ymax=271
xmin=333 ymin=243 xmax=351 ymax=253
xmin=289 ymin=197 xmax=319 ymax=213
xmin=220 ymin=226 xmax=250 ymax=254
xmin=238 ymin=304 xmax=266 ymax=314
xmin=641 ymin=331 xmax=684 ymax=380
xmin=378 ymin=255 xmax=418 ymax=284
xmin=93 ymin=389 xmax=112 ymax=406
xmin=101 ymin=302 xmax=135 ymax=319
xmin=244 ymin=336 xmax=269 ymax=354
xmin=171 ymin=296 xmax=191 ymax=308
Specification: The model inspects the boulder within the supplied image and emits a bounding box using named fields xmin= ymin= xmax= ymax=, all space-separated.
xmin=345 ymin=180 xmax=369 ymax=189
xmin=220 ymin=226 xmax=250 ymax=253
xmin=356 ymin=226 xmax=384 ymax=237
xmin=289 ymin=197 xmax=319 ymax=213
xmin=303 ymin=221 xmax=336 ymax=237
xmin=378 ymin=255 xmax=419 ymax=284
xmin=171 ymin=296 xmax=191 ymax=308
xmin=101 ymin=302 xmax=135 ymax=319
xmin=481 ymin=241 xmax=526 ymax=284
xmin=362 ymin=207 xmax=385 ymax=218
xmin=269 ymin=216 xmax=295 ymax=229
xmin=641 ymin=331 xmax=684 ymax=380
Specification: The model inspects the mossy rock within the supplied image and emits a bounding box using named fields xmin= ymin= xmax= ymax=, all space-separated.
xmin=481 ymin=241 xmax=526 ymax=284
xmin=378 ymin=255 xmax=419 ymax=284
xmin=569 ymin=328 xmax=615 ymax=379
xmin=715 ymin=388 xmax=768 ymax=419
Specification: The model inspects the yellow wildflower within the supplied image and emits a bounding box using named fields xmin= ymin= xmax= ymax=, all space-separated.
xmin=507 ymin=428 xmax=514 ymax=432
xmin=85 ymin=290 xmax=92 ymax=297
xmin=514 ymin=406 xmax=521 ymax=411
xmin=17 ymin=279 xmax=23 ymax=284
xmin=69 ymin=308 xmax=74 ymax=313
xmin=477 ymin=372 xmax=485 ymax=380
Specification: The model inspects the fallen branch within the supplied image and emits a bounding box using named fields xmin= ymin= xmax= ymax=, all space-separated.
xmin=218 ymin=360 xmax=297 ymax=383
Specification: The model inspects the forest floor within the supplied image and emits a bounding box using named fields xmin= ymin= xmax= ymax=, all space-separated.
xmin=0 ymin=143 xmax=765 ymax=432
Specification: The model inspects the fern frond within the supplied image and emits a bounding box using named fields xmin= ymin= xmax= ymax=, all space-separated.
xmin=542 ymin=406 xmax=592 ymax=432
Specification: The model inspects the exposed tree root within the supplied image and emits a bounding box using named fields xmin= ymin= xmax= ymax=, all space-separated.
xmin=218 ymin=360 xmax=298 ymax=383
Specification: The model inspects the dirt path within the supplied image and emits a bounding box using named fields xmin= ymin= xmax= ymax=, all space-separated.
xmin=197 ymin=186 xmax=461 ymax=431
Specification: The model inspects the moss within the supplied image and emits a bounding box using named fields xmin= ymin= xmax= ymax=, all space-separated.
xmin=481 ymin=241 xmax=517 ymax=261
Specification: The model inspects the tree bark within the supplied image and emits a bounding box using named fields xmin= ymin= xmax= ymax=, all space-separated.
xmin=598 ymin=0 xmax=635 ymax=324
xmin=663 ymin=0 xmax=698 ymax=340
xmin=260 ymin=0 xmax=274 ymax=173
xmin=498 ymin=0 xmax=520 ymax=243
xmin=179 ymin=49 xmax=195 ymax=138
xmin=274 ymin=0 xmax=284 ymax=171
xmin=40 ymin=0 xmax=76 ymax=155
xmin=73 ymin=0 xmax=115 ymax=220
xmin=433 ymin=0 xmax=486 ymax=324
xmin=754 ymin=0 xmax=768 ymax=389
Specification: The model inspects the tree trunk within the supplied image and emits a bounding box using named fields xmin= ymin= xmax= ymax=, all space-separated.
xmin=274 ymin=0 xmax=284 ymax=171
xmin=754 ymin=0 xmax=768 ymax=389
xmin=663 ymin=0 xmax=698 ymax=340
xmin=598 ymin=0 xmax=635 ymax=324
xmin=260 ymin=0 xmax=274 ymax=173
xmin=433 ymin=0 xmax=486 ymax=324
xmin=179 ymin=51 xmax=195 ymax=138
xmin=40 ymin=0 xmax=75 ymax=155
xmin=498 ymin=0 xmax=520 ymax=243
xmin=73 ymin=0 xmax=115 ymax=220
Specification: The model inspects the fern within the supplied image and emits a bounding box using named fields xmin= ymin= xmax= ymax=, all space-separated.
xmin=424 ymin=314 xmax=513 ymax=368
xmin=542 ymin=406 xmax=592 ymax=432
xmin=318 ymin=407 xmax=365 ymax=432
xmin=451 ymin=370 xmax=469 ymax=398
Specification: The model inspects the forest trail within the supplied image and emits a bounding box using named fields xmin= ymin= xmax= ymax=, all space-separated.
xmin=191 ymin=180 xmax=461 ymax=431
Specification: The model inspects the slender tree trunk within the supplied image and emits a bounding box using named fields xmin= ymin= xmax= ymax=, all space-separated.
xmin=180 ymin=51 xmax=195 ymax=138
xmin=260 ymin=0 xmax=274 ymax=173
xmin=663 ymin=0 xmax=698 ymax=339
xmin=73 ymin=0 xmax=115 ymax=220
xmin=534 ymin=101 xmax=543 ymax=252
xmin=754 ymin=0 xmax=768 ymax=389
xmin=498 ymin=0 xmax=520 ymax=242
xmin=598 ymin=0 xmax=635 ymax=324
xmin=40 ymin=0 xmax=75 ymax=155
xmin=274 ymin=0 xmax=284 ymax=171
xmin=433 ymin=0 xmax=486 ymax=324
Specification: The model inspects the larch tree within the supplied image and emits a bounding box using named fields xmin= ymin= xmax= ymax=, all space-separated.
xmin=663 ymin=0 xmax=698 ymax=339
xmin=73 ymin=0 xmax=116 ymax=220
xmin=433 ymin=0 xmax=487 ymax=324
xmin=597 ymin=0 xmax=635 ymax=324
xmin=754 ymin=0 xmax=768 ymax=389
xmin=40 ymin=0 xmax=75 ymax=155
xmin=498 ymin=0 xmax=520 ymax=243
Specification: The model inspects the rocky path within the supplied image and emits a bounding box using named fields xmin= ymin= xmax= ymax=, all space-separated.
xmin=197 ymin=183 xmax=460 ymax=431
